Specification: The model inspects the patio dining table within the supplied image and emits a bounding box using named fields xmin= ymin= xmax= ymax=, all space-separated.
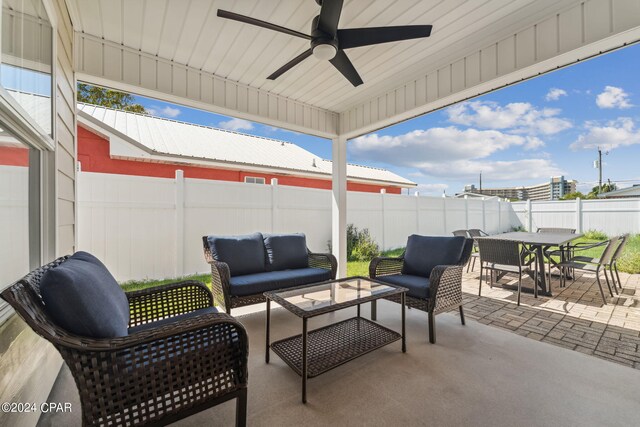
xmin=477 ymin=231 xmax=583 ymax=296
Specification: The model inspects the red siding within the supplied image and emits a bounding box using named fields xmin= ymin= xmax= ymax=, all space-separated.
xmin=0 ymin=146 xmax=29 ymax=167
xmin=77 ymin=126 xmax=403 ymax=194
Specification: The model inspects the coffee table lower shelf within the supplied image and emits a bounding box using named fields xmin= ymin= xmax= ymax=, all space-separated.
xmin=270 ymin=317 xmax=401 ymax=378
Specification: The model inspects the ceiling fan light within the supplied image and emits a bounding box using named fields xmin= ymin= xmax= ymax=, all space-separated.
xmin=312 ymin=44 xmax=337 ymax=61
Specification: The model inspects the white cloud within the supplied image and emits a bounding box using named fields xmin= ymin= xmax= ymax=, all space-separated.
xmin=545 ymin=88 xmax=567 ymax=101
xmin=596 ymin=86 xmax=632 ymax=109
xmin=218 ymin=118 xmax=254 ymax=131
xmin=422 ymin=159 xmax=563 ymax=181
xmin=147 ymin=105 xmax=181 ymax=118
xmin=446 ymin=101 xmax=572 ymax=135
xmin=349 ymin=127 xmax=561 ymax=181
xmin=351 ymin=127 xmax=529 ymax=164
xmin=570 ymin=117 xmax=640 ymax=150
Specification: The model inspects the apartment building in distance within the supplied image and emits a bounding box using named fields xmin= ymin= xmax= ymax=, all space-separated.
xmin=462 ymin=176 xmax=577 ymax=201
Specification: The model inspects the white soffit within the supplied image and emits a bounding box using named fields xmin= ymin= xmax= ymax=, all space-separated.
xmin=68 ymin=0 xmax=640 ymax=138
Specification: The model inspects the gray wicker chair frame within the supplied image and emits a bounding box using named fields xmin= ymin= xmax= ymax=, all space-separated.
xmin=369 ymin=239 xmax=473 ymax=344
xmin=609 ymin=234 xmax=630 ymax=290
xmin=202 ymin=236 xmax=337 ymax=314
xmin=476 ymin=239 xmax=538 ymax=306
xmin=537 ymin=227 xmax=576 ymax=233
xmin=1 ymin=256 xmax=249 ymax=427
xmin=557 ymin=236 xmax=621 ymax=304
xmin=466 ymin=229 xmax=489 ymax=272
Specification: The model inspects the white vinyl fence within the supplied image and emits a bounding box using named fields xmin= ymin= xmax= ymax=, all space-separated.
xmin=77 ymin=171 xmax=514 ymax=282
xmin=510 ymin=198 xmax=640 ymax=235
xmin=0 ymin=166 xmax=29 ymax=287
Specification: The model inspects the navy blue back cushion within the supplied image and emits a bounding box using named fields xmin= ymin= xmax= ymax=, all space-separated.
xmin=40 ymin=251 xmax=129 ymax=338
xmin=402 ymin=235 xmax=466 ymax=278
xmin=263 ymin=234 xmax=309 ymax=270
xmin=206 ymin=233 xmax=266 ymax=276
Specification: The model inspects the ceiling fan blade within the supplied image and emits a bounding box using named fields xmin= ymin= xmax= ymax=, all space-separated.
xmin=267 ymin=49 xmax=313 ymax=80
xmin=217 ymin=9 xmax=311 ymax=40
xmin=337 ymin=25 xmax=432 ymax=49
xmin=317 ymin=0 xmax=344 ymax=37
xmin=329 ymin=50 xmax=363 ymax=87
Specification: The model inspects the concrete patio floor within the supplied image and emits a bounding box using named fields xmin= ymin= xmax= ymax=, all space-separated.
xmin=40 ymin=279 xmax=640 ymax=427
xmin=462 ymin=266 xmax=640 ymax=369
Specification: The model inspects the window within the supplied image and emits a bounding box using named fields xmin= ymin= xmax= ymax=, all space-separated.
xmin=0 ymin=0 xmax=53 ymax=323
xmin=1 ymin=0 xmax=54 ymax=136
xmin=244 ymin=176 xmax=266 ymax=184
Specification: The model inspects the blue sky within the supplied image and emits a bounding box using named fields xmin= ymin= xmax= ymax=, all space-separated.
xmin=130 ymin=42 xmax=640 ymax=196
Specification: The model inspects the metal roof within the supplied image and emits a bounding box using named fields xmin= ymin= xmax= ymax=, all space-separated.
xmin=77 ymin=103 xmax=415 ymax=187
xmin=597 ymin=185 xmax=640 ymax=198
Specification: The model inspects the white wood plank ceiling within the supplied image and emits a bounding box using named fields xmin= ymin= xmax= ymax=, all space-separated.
xmin=68 ymin=0 xmax=640 ymax=137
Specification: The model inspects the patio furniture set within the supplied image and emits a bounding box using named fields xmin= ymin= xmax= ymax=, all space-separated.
xmin=1 ymin=232 xmax=471 ymax=426
xmin=456 ymin=227 xmax=629 ymax=306
xmin=2 ymin=228 xmax=623 ymax=425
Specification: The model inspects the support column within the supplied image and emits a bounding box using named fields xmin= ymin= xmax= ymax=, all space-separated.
xmin=575 ymin=197 xmax=582 ymax=233
xmin=175 ymin=170 xmax=185 ymax=277
xmin=332 ymin=136 xmax=347 ymax=278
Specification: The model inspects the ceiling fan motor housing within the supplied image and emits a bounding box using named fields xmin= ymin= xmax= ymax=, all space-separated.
xmin=310 ymin=15 xmax=338 ymax=60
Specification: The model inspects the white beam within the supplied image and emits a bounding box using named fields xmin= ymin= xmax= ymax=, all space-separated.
xmin=74 ymin=33 xmax=339 ymax=139
xmin=339 ymin=0 xmax=640 ymax=138
xmin=332 ymin=136 xmax=347 ymax=278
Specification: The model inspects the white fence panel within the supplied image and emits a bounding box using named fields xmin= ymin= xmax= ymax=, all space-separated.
xmin=510 ymin=198 xmax=640 ymax=235
xmin=0 ymin=166 xmax=29 ymax=286
xmin=77 ymin=173 xmax=177 ymax=282
xmin=582 ymin=199 xmax=640 ymax=235
xmin=77 ymin=171 xmax=517 ymax=281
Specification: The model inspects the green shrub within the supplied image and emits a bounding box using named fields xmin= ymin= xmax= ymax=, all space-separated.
xmin=346 ymin=224 xmax=380 ymax=261
xmin=511 ymin=225 xmax=526 ymax=232
xmin=617 ymin=234 xmax=640 ymax=274
xmin=583 ymin=229 xmax=608 ymax=240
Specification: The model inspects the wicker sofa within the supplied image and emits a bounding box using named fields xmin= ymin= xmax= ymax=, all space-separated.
xmin=370 ymin=235 xmax=473 ymax=343
xmin=203 ymin=233 xmax=337 ymax=313
xmin=1 ymin=252 xmax=249 ymax=427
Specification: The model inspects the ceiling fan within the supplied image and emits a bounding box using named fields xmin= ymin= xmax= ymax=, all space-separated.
xmin=217 ymin=0 xmax=432 ymax=87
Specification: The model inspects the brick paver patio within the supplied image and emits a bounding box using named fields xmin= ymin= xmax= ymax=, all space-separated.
xmin=458 ymin=266 xmax=640 ymax=369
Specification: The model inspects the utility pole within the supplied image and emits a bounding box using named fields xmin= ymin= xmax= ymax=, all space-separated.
xmin=598 ymin=148 xmax=602 ymax=190
xmin=479 ymin=171 xmax=482 ymax=194
xmin=594 ymin=147 xmax=609 ymax=191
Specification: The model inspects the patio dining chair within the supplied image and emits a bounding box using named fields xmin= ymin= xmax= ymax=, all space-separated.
xmin=557 ymin=236 xmax=620 ymax=305
xmin=466 ymin=229 xmax=489 ymax=272
xmin=476 ymin=239 xmax=538 ymax=306
xmin=537 ymin=227 xmax=577 ymax=282
xmin=557 ymin=234 xmax=629 ymax=291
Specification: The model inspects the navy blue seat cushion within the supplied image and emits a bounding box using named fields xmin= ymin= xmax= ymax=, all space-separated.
xmin=263 ymin=233 xmax=309 ymax=271
xmin=229 ymin=268 xmax=331 ymax=296
xmin=378 ymin=274 xmax=431 ymax=299
xmin=206 ymin=233 xmax=266 ymax=276
xmin=128 ymin=306 xmax=218 ymax=334
xmin=402 ymin=235 xmax=466 ymax=278
xmin=40 ymin=251 xmax=129 ymax=338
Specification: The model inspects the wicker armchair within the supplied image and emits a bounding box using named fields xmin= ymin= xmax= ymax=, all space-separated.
xmin=202 ymin=236 xmax=337 ymax=313
xmin=369 ymin=237 xmax=473 ymax=343
xmin=1 ymin=256 xmax=249 ymax=427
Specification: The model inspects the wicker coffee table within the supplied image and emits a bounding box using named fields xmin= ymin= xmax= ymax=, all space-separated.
xmin=264 ymin=276 xmax=407 ymax=403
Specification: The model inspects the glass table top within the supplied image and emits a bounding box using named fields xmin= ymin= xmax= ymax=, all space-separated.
xmin=265 ymin=277 xmax=406 ymax=317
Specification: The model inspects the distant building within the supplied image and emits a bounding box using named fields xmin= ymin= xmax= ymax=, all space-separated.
xmin=75 ymin=104 xmax=416 ymax=194
xmin=461 ymin=176 xmax=577 ymax=201
xmin=597 ymin=185 xmax=640 ymax=199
